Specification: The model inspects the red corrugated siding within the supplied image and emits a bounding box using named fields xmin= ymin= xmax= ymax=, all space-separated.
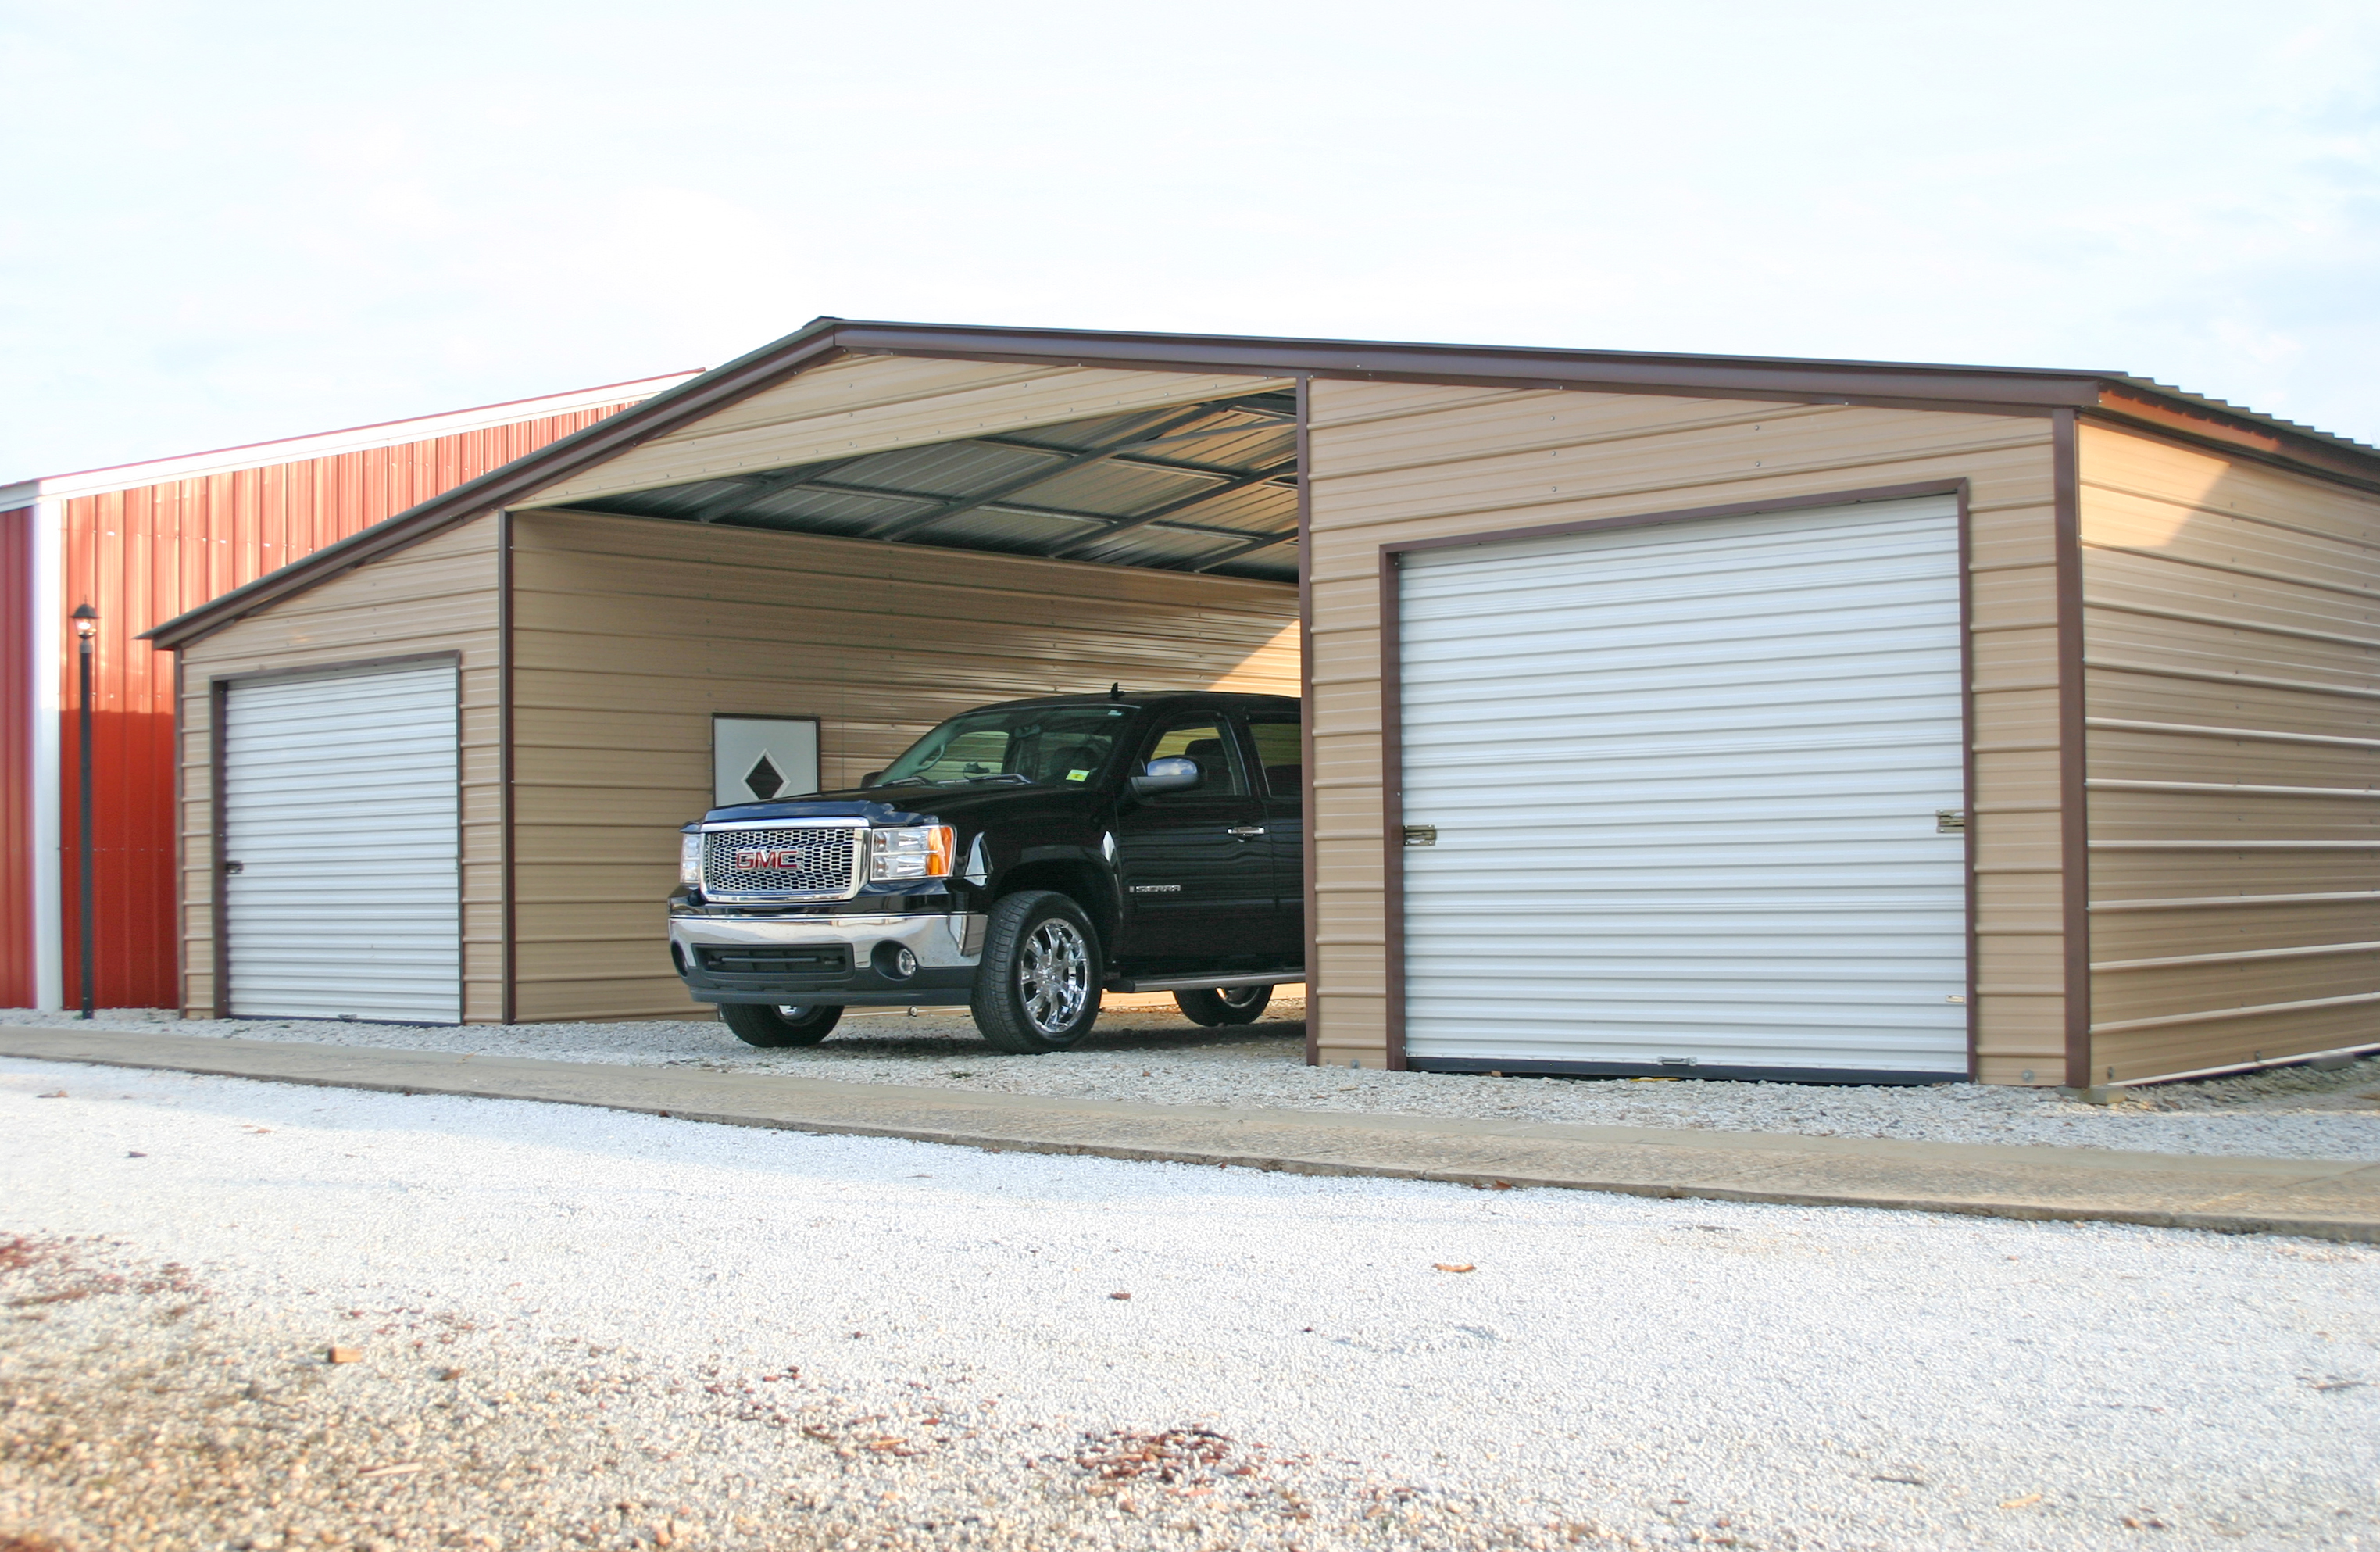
xmin=0 ymin=507 xmax=33 ymax=1007
xmin=56 ymin=404 xmax=634 ymax=1007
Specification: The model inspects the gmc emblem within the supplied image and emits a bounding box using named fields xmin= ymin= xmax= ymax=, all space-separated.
xmin=733 ymin=847 xmax=810 ymax=870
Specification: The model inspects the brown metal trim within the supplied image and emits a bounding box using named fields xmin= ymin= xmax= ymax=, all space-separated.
xmin=864 ymin=345 xmax=2073 ymax=420
xmin=1381 ymin=478 xmax=1972 ymax=559
xmin=1294 ymin=374 xmax=1320 ymax=1068
xmin=1378 ymin=477 xmax=1978 ymax=1078
xmin=450 ymin=655 xmax=467 ymax=1026
xmin=831 ymin=323 xmax=2114 ymax=408
xmin=2090 ymin=394 xmax=2380 ymax=499
xmin=205 ymin=652 xmax=469 ymax=1022
xmin=202 ymin=650 xmax=464 ymax=690
xmin=206 ymin=677 xmax=229 ymax=1019
xmin=1953 ymin=481 xmax=1981 ymax=1079
xmin=834 ymin=326 xmax=2378 ymax=475
xmin=499 ymin=510 xmax=517 ymax=1026
xmin=1378 ymin=550 xmax=1410 ymax=1071
xmin=2053 ymin=408 xmax=2092 ymax=1089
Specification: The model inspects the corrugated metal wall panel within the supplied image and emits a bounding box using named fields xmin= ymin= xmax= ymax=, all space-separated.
xmin=1306 ymin=381 xmax=2062 ymax=1081
xmin=518 ymin=355 xmax=1291 ymax=507
xmin=56 ymin=399 xmax=641 ymax=1008
xmin=0 ymin=507 xmax=31 ymax=1006
xmin=509 ymin=510 xmax=1298 ymax=1021
xmin=1397 ymin=499 xmax=1970 ymax=1077
xmin=177 ymin=517 xmax=502 ymax=1020
xmin=2078 ymin=421 xmax=2380 ymax=1082
xmin=223 ymin=664 xmax=460 ymax=1021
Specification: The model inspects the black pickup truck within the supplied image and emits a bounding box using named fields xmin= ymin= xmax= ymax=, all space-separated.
xmin=667 ymin=691 xmax=1303 ymax=1053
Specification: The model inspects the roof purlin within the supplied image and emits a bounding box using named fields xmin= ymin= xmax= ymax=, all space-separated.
xmin=145 ymin=317 xmax=2380 ymax=649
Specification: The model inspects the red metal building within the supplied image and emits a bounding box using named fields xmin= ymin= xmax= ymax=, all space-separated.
xmin=0 ymin=373 xmax=697 ymax=1010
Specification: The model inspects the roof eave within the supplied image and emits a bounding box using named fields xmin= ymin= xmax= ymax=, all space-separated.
xmin=145 ymin=318 xmax=2380 ymax=649
xmin=828 ymin=320 xmax=2111 ymax=412
xmin=2088 ymin=386 xmax=2380 ymax=495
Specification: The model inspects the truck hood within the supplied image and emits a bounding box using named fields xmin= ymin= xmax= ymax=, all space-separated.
xmin=697 ymin=783 xmax=1098 ymax=828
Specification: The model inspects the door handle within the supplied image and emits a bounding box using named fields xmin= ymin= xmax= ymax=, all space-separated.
xmin=1226 ymin=826 xmax=1267 ymax=839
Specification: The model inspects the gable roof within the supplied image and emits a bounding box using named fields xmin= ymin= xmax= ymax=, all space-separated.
xmin=145 ymin=316 xmax=2380 ymax=648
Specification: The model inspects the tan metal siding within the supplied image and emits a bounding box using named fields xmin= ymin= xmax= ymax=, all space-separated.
xmin=1307 ymin=382 xmax=2063 ymax=1080
xmin=175 ymin=515 xmax=503 ymax=1021
xmin=2078 ymin=423 xmax=2380 ymax=1081
xmin=508 ymin=510 xmax=1298 ymax=1021
xmin=519 ymin=355 xmax=1292 ymax=508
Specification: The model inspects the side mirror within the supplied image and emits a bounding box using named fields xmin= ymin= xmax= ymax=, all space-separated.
xmin=1130 ymin=756 xmax=1203 ymax=796
xmin=860 ymin=770 xmax=884 ymax=788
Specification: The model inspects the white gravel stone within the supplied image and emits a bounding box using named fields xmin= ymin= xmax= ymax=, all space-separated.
xmin=3 ymin=1060 xmax=2375 ymax=1552
xmin=12 ymin=1004 xmax=2379 ymax=1162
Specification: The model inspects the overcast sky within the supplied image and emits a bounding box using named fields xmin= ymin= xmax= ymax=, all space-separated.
xmin=5 ymin=2 xmax=2378 ymax=477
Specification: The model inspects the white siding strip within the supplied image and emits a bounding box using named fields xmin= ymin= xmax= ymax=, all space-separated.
xmin=223 ymin=664 xmax=461 ymax=1023
xmin=1399 ymin=497 xmax=1969 ymax=1075
xmin=30 ymin=497 xmax=63 ymax=1011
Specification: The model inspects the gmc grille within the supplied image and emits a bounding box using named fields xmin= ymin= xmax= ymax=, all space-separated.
xmin=701 ymin=826 xmax=862 ymax=900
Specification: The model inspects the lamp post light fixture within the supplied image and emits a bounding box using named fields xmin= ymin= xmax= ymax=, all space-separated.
xmin=71 ymin=603 xmax=96 ymax=1021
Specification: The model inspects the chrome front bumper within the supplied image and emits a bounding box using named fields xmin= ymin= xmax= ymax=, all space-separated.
xmin=669 ymin=910 xmax=986 ymax=1006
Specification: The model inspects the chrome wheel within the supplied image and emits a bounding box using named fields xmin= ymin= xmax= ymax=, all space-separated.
xmin=1219 ymin=986 xmax=1266 ymax=1012
xmin=1018 ymin=918 xmax=1091 ymax=1035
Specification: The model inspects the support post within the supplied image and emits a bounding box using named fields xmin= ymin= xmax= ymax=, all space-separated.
xmin=72 ymin=602 xmax=95 ymax=1019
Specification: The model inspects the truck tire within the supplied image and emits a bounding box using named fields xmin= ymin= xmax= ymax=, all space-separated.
xmin=721 ymin=1003 xmax=844 ymax=1047
xmin=1174 ymin=986 xmax=1273 ymax=1027
xmin=971 ymin=890 xmax=1103 ymax=1053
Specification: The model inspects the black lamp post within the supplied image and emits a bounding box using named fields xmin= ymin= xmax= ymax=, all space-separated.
xmin=72 ymin=602 xmax=96 ymax=1021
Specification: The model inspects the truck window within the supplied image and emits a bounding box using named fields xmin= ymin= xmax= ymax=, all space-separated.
xmin=1145 ymin=718 xmax=1248 ymax=796
xmin=875 ymin=705 xmax=1130 ymax=787
xmin=1245 ymin=717 xmax=1301 ymax=801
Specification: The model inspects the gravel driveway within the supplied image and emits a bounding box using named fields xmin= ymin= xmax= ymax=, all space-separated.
xmin=11 ymin=1006 xmax=2378 ymax=1161
xmin=4 ymin=1059 xmax=2376 ymax=1552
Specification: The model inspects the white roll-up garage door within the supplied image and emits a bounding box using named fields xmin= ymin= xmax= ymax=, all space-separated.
xmin=223 ymin=662 xmax=462 ymax=1023
xmin=1397 ymin=496 xmax=1968 ymax=1081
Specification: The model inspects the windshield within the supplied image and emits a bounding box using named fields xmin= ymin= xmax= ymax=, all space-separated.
xmin=872 ymin=705 xmax=1133 ymax=789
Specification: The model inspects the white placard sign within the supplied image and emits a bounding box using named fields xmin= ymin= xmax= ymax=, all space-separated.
xmin=713 ymin=716 xmax=821 ymax=807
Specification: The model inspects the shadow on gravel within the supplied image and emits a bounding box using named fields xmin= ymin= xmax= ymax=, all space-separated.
xmin=803 ymin=1019 xmax=1306 ymax=1063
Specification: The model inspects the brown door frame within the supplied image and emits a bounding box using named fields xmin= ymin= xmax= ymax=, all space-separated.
xmin=208 ymin=651 xmax=466 ymax=1021
xmin=1378 ymin=478 xmax=1979 ymax=1078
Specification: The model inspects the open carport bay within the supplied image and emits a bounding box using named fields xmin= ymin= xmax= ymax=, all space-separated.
xmin=166 ymin=359 xmax=1306 ymax=1026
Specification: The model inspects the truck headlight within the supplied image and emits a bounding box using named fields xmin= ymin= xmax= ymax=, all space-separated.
xmin=679 ymin=831 xmax=704 ymax=889
xmin=868 ymin=824 xmax=955 ymax=881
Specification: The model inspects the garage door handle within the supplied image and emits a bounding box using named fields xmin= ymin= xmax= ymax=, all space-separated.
xmin=223 ymin=860 xmax=245 ymax=874
xmin=1227 ymin=826 xmax=1267 ymax=839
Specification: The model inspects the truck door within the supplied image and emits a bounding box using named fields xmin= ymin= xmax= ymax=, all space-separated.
xmin=1241 ymin=710 xmax=1305 ymax=965
xmin=1114 ymin=712 xmax=1270 ymax=967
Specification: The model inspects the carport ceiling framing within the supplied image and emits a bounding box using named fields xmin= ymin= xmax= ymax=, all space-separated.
xmin=564 ymin=392 xmax=1305 ymax=581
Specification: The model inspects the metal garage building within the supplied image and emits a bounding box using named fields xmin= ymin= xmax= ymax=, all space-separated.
xmin=0 ymin=374 xmax=695 ymax=1012
xmin=148 ymin=320 xmax=2380 ymax=1089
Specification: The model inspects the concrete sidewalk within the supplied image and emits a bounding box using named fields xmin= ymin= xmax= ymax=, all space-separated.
xmin=5 ymin=1024 xmax=2377 ymax=1242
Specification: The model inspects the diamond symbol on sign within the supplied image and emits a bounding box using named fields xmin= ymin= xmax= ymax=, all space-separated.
xmin=744 ymin=754 xmax=785 ymax=802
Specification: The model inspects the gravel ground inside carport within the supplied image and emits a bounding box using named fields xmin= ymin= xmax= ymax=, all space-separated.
xmin=3 ymin=1060 xmax=2377 ymax=1552
xmin=7 ymin=1003 xmax=2380 ymax=1161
